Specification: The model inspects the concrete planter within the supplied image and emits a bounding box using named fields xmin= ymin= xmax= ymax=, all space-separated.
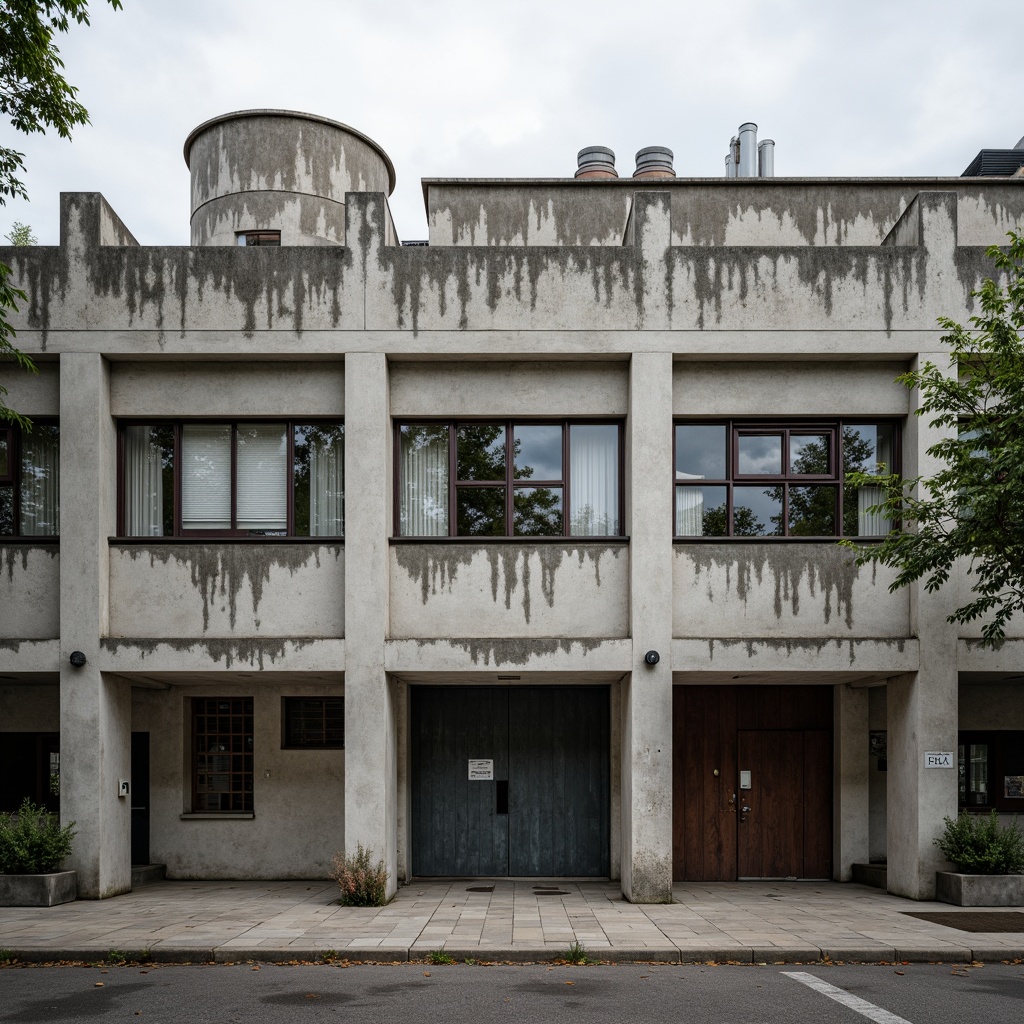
xmin=936 ymin=871 xmax=1024 ymax=907
xmin=0 ymin=871 xmax=77 ymax=907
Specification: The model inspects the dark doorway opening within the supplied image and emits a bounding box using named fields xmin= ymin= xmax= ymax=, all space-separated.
xmin=131 ymin=731 xmax=151 ymax=866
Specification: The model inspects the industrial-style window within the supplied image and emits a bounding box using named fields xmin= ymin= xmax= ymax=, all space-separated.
xmin=396 ymin=421 xmax=622 ymax=537
xmin=0 ymin=423 xmax=60 ymax=537
xmin=674 ymin=420 xmax=898 ymax=538
xmin=282 ymin=697 xmax=344 ymax=749
xmin=958 ymin=731 xmax=1024 ymax=811
xmin=192 ymin=697 xmax=254 ymax=813
xmin=236 ymin=231 xmax=281 ymax=246
xmin=119 ymin=422 xmax=343 ymax=537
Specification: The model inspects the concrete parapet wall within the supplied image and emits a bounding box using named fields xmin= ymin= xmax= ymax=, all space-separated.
xmin=108 ymin=544 xmax=344 ymax=639
xmin=673 ymin=543 xmax=909 ymax=638
xmin=389 ymin=543 xmax=628 ymax=639
xmin=1 ymin=546 xmax=59 ymax=639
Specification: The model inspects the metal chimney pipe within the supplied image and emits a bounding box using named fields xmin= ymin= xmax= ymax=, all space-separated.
xmin=758 ymin=139 xmax=775 ymax=178
xmin=725 ymin=153 xmax=736 ymax=178
xmin=633 ymin=146 xmax=675 ymax=178
xmin=575 ymin=146 xmax=618 ymax=179
xmin=738 ymin=122 xmax=758 ymax=177
xmin=725 ymin=137 xmax=739 ymax=177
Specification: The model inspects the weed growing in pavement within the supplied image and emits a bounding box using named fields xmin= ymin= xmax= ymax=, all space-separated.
xmin=559 ymin=941 xmax=594 ymax=965
xmin=464 ymin=957 xmax=477 ymax=965
xmin=107 ymin=950 xmax=127 ymax=964
xmin=331 ymin=844 xmax=390 ymax=907
xmin=0 ymin=949 xmax=14 ymax=965
xmin=426 ymin=949 xmax=455 ymax=965
xmin=321 ymin=949 xmax=339 ymax=961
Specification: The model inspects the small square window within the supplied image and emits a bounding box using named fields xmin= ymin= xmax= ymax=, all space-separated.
xmin=283 ymin=697 xmax=344 ymax=749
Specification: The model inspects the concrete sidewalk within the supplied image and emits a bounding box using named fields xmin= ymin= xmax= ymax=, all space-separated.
xmin=1 ymin=879 xmax=1022 ymax=965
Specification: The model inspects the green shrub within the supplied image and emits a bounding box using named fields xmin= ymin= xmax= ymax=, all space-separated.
xmin=936 ymin=810 xmax=1024 ymax=874
xmin=0 ymin=799 xmax=76 ymax=874
xmin=331 ymin=844 xmax=390 ymax=907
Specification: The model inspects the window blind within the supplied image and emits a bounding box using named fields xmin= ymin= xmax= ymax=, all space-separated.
xmin=236 ymin=423 xmax=287 ymax=531
xmin=182 ymin=425 xmax=231 ymax=530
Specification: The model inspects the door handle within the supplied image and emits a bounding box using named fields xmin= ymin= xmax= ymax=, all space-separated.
xmin=496 ymin=780 xmax=508 ymax=815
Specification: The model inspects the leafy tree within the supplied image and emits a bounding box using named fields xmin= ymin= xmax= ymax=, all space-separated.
xmin=1 ymin=0 xmax=123 ymax=424
xmin=845 ymin=233 xmax=1024 ymax=645
xmin=4 ymin=221 xmax=36 ymax=246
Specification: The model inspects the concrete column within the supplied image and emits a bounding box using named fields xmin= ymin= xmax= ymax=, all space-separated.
xmin=621 ymin=350 xmax=674 ymax=903
xmin=833 ymin=683 xmax=869 ymax=880
xmin=59 ymin=353 xmax=132 ymax=898
xmin=343 ymin=352 xmax=398 ymax=895
xmin=886 ymin=352 xmax=959 ymax=900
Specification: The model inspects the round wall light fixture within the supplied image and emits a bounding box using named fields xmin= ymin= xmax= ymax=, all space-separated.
xmin=69 ymin=651 xmax=87 ymax=667
xmin=644 ymin=650 xmax=660 ymax=666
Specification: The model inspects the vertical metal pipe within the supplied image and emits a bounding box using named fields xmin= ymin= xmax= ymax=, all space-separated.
xmin=737 ymin=122 xmax=758 ymax=177
xmin=758 ymin=139 xmax=775 ymax=178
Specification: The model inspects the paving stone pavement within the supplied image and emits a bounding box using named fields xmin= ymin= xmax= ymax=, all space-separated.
xmin=1 ymin=879 xmax=1022 ymax=964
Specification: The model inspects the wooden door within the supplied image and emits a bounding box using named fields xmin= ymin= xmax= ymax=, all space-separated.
xmin=737 ymin=729 xmax=832 ymax=879
xmin=411 ymin=687 xmax=510 ymax=876
xmin=673 ymin=687 xmax=738 ymax=881
xmin=508 ymin=687 xmax=609 ymax=877
xmin=411 ymin=686 xmax=610 ymax=877
xmin=674 ymin=685 xmax=833 ymax=881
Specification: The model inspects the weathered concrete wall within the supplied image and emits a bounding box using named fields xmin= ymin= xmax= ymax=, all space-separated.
xmin=390 ymin=544 xmax=628 ymax=638
xmin=0 ymin=359 xmax=59 ymax=414
xmin=426 ymin=179 xmax=1024 ymax=249
xmin=133 ymin=682 xmax=344 ymax=879
xmin=0 ymin=683 xmax=59 ymax=730
xmin=390 ymin=360 xmax=627 ymax=416
xmin=0 ymin=547 xmax=59 ymax=639
xmin=110 ymin=361 xmax=344 ymax=417
xmin=868 ymin=685 xmax=887 ymax=863
xmin=109 ymin=544 xmax=344 ymax=638
xmin=673 ymin=361 xmax=908 ymax=415
xmin=673 ymin=544 xmax=909 ymax=638
xmin=186 ymin=110 xmax=395 ymax=247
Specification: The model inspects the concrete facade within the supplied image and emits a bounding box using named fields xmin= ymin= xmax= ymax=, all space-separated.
xmin=1 ymin=110 xmax=1022 ymax=901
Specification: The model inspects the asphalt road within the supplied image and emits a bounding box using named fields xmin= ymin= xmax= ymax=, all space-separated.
xmin=0 ymin=962 xmax=1021 ymax=1024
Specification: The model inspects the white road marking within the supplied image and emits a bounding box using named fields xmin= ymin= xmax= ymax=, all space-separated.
xmin=782 ymin=971 xmax=914 ymax=1024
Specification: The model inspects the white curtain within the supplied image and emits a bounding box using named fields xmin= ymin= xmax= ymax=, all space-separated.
xmin=236 ymin=423 xmax=287 ymax=531
xmin=310 ymin=430 xmax=344 ymax=536
xmin=400 ymin=426 xmax=449 ymax=536
xmin=569 ymin=425 xmax=619 ymax=536
xmin=19 ymin=426 xmax=60 ymax=536
xmin=857 ymin=485 xmax=891 ymax=536
xmin=123 ymin=426 xmax=164 ymax=537
xmin=855 ymin=428 xmax=893 ymax=536
xmin=182 ymin=425 xmax=232 ymax=530
xmin=675 ymin=473 xmax=705 ymax=536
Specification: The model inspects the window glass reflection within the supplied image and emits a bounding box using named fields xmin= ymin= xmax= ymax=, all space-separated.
xmin=676 ymin=425 xmax=726 ymax=479
xmin=733 ymin=486 xmax=783 ymax=535
xmin=514 ymin=425 xmax=561 ymax=481
xmin=737 ymin=434 xmax=782 ymax=475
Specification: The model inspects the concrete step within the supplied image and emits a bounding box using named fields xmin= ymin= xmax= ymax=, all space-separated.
xmin=851 ymin=863 xmax=887 ymax=889
xmin=131 ymin=864 xmax=167 ymax=888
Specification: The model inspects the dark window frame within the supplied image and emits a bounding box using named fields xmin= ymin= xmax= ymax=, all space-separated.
xmin=0 ymin=419 xmax=60 ymax=540
xmin=673 ymin=417 xmax=902 ymax=539
xmin=281 ymin=697 xmax=345 ymax=750
xmin=958 ymin=730 xmax=1024 ymax=812
xmin=116 ymin=419 xmax=344 ymax=539
xmin=236 ymin=230 xmax=281 ymax=247
xmin=394 ymin=418 xmax=625 ymax=538
xmin=191 ymin=697 xmax=254 ymax=814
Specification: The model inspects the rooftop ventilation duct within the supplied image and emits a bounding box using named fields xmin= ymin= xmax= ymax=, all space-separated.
xmin=633 ymin=146 xmax=675 ymax=178
xmin=724 ymin=123 xmax=775 ymax=178
xmin=575 ymin=146 xmax=618 ymax=179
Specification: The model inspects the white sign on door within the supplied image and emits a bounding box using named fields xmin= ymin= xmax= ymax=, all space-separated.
xmin=468 ymin=759 xmax=494 ymax=781
xmin=924 ymin=751 xmax=954 ymax=768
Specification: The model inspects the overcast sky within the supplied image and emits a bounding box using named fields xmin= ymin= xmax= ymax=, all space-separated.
xmin=4 ymin=0 xmax=1023 ymax=245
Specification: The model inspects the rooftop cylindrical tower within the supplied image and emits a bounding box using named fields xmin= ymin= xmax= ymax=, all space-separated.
xmin=184 ymin=109 xmax=396 ymax=246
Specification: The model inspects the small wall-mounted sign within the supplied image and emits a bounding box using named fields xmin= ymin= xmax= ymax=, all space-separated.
xmin=739 ymin=770 xmax=752 ymax=790
xmin=468 ymin=759 xmax=494 ymax=781
xmin=1005 ymin=776 xmax=1024 ymax=798
xmin=924 ymin=751 xmax=954 ymax=769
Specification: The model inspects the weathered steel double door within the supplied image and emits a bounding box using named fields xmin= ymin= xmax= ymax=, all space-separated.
xmin=411 ymin=686 xmax=610 ymax=877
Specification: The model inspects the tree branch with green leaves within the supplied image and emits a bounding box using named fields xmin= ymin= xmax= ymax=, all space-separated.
xmin=843 ymin=231 xmax=1024 ymax=646
xmin=1 ymin=0 xmax=123 ymax=424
